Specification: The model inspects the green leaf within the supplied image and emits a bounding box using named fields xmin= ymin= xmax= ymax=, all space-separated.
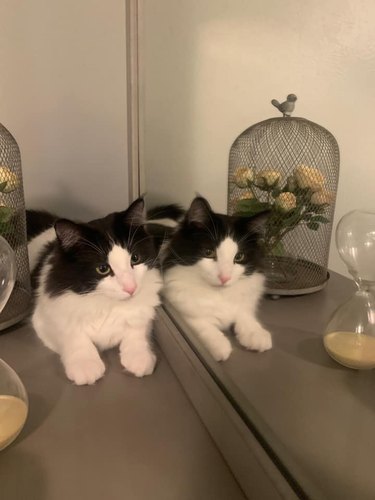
xmin=307 ymin=222 xmax=319 ymax=231
xmin=282 ymin=209 xmax=302 ymax=227
xmin=0 ymin=206 xmax=13 ymax=224
xmin=309 ymin=203 xmax=329 ymax=214
xmin=269 ymin=241 xmax=285 ymax=257
xmin=0 ymin=181 xmax=8 ymax=192
xmin=236 ymin=198 xmax=270 ymax=216
xmin=311 ymin=215 xmax=330 ymax=223
xmin=302 ymin=212 xmax=313 ymax=221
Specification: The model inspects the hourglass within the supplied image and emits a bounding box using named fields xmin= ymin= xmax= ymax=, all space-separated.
xmin=324 ymin=210 xmax=375 ymax=369
xmin=0 ymin=236 xmax=28 ymax=450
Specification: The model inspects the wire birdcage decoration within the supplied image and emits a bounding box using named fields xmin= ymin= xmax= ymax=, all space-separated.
xmin=0 ymin=123 xmax=31 ymax=330
xmin=228 ymin=96 xmax=339 ymax=296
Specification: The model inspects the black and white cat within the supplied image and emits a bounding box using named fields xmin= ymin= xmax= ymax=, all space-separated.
xmin=27 ymin=199 xmax=162 ymax=385
xmin=161 ymin=196 xmax=272 ymax=361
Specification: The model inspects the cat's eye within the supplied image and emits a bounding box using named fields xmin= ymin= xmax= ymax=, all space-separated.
xmin=96 ymin=264 xmax=111 ymax=275
xmin=204 ymin=248 xmax=215 ymax=259
xmin=131 ymin=253 xmax=141 ymax=265
xmin=234 ymin=252 xmax=245 ymax=263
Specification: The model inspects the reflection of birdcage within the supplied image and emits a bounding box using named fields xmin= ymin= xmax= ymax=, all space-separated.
xmin=228 ymin=114 xmax=339 ymax=296
xmin=0 ymin=123 xmax=31 ymax=330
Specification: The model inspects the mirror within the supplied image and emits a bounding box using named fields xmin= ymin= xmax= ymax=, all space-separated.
xmin=140 ymin=0 xmax=375 ymax=498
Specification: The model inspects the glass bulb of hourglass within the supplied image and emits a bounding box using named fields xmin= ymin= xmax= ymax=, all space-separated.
xmin=0 ymin=236 xmax=28 ymax=450
xmin=324 ymin=211 xmax=375 ymax=369
xmin=336 ymin=210 xmax=375 ymax=285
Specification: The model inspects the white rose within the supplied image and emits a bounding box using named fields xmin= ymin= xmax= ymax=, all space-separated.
xmin=234 ymin=167 xmax=254 ymax=188
xmin=274 ymin=192 xmax=297 ymax=212
xmin=294 ymin=165 xmax=325 ymax=192
xmin=238 ymin=192 xmax=255 ymax=201
xmin=255 ymin=170 xmax=280 ymax=187
xmin=0 ymin=166 xmax=20 ymax=193
xmin=310 ymin=190 xmax=333 ymax=205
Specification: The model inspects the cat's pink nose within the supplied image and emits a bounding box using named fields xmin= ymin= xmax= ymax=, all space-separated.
xmin=219 ymin=274 xmax=230 ymax=285
xmin=123 ymin=284 xmax=136 ymax=295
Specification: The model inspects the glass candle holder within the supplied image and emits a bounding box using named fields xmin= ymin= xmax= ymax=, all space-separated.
xmin=324 ymin=210 xmax=375 ymax=369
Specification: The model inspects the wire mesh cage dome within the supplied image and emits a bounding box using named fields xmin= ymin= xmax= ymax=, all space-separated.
xmin=0 ymin=123 xmax=31 ymax=330
xmin=228 ymin=97 xmax=339 ymax=296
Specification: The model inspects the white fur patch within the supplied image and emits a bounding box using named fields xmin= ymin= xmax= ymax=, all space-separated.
xmin=146 ymin=218 xmax=178 ymax=228
xmin=96 ymin=245 xmax=149 ymax=300
xmin=197 ymin=237 xmax=244 ymax=287
xmin=28 ymin=227 xmax=56 ymax=272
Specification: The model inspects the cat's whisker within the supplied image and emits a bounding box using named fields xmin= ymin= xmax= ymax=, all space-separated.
xmin=130 ymin=234 xmax=154 ymax=250
xmin=199 ymin=222 xmax=217 ymax=243
xmin=79 ymin=237 xmax=106 ymax=256
xmin=127 ymin=222 xmax=142 ymax=250
xmin=105 ymin=231 xmax=116 ymax=247
xmin=237 ymin=231 xmax=256 ymax=245
xmin=169 ymin=248 xmax=190 ymax=266
xmin=207 ymin=211 xmax=219 ymax=240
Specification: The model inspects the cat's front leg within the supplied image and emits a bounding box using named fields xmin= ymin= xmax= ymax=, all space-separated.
xmin=187 ymin=318 xmax=232 ymax=361
xmin=234 ymin=314 xmax=272 ymax=352
xmin=61 ymin=336 xmax=106 ymax=385
xmin=119 ymin=323 xmax=156 ymax=377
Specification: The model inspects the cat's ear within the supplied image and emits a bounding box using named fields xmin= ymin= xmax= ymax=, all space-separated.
xmin=54 ymin=219 xmax=84 ymax=251
xmin=186 ymin=197 xmax=212 ymax=227
xmin=123 ymin=198 xmax=145 ymax=226
xmin=246 ymin=210 xmax=271 ymax=236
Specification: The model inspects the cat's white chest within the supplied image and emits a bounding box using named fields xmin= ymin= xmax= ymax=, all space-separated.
xmin=163 ymin=266 xmax=264 ymax=329
xmin=33 ymin=268 xmax=162 ymax=353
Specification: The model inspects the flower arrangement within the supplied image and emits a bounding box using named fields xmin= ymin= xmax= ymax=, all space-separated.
xmin=233 ymin=164 xmax=333 ymax=255
xmin=0 ymin=165 xmax=20 ymax=235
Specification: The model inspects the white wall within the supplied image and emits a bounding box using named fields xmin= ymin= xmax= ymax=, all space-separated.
xmin=0 ymin=0 xmax=128 ymax=221
xmin=141 ymin=0 xmax=375 ymax=277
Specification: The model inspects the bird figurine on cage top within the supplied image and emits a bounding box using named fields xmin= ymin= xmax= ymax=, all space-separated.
xmin=271 ymin=94 xmax=297 ymax=117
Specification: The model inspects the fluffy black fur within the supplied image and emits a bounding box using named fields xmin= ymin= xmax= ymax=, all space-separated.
xmin=30 ymin=199 xmax=159 ymax=297
xmin=144 ymin=204 xmax=184 ymax=251
xmin=147 ymin=203 xmax=184 ymax=221
xmin=162 ymin=197 xmax=268 ymax=274
xmin=26 ymin=209 xmax=58 ymax=241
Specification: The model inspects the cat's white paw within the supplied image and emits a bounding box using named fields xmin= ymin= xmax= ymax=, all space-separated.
xmin=209 ymin=337 xmax=232 ymax=361
xmin=65 ymin=357 xmax=106 ymax=385
xmin=236 ymin=326 xmax=272 ymax=352
xmin=121 ymin=349 xmax=157 ymax=377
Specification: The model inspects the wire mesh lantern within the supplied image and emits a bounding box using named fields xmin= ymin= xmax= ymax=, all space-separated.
xmin=228 ymin=95 xmax=339 ymax=296
xmin=0 ymin=122 xmax=31 ymax=330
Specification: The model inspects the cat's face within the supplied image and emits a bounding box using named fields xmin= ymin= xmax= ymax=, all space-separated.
xmin=163 ymin=197 xmax=268 ymax=287
xmin=48 ymin=199 xmax=158 ymax=299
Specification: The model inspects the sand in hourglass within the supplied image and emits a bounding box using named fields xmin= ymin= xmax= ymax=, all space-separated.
xmin=0 ymin=395 xmax=28 ymax=450
xmin=324 ymin=331 xmax=375 ymax=369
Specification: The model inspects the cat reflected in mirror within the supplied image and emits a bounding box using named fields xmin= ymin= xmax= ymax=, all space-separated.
xmin=27 ymin=199 xmax=162 ymax=385
xmin=159 ymin=196 xmax=272 ymax=361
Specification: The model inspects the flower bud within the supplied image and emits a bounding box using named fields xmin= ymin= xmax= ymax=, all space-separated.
xmin=238 ymin=192 xmax=254 ymax=201
xmin=275 ymin=192 xmax=297 ymax=212
xmin=295 ymin=165 xmax=324 ymax=192
xmin=234 ymin=167 xmax=254 ymax=188
xmin=255 ymin=170 xmax=280 ymax=188
xmin=0 ymin=166 xmax=20 ymax=193
xmin=310 ymin=190 xmax=333 ymax=205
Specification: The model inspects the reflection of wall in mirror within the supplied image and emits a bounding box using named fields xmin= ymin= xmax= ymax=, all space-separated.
xmin=141 ymin=0 xmax=375 ymax=277
xmin=0 ymin=0 xmax=129 ymax=221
